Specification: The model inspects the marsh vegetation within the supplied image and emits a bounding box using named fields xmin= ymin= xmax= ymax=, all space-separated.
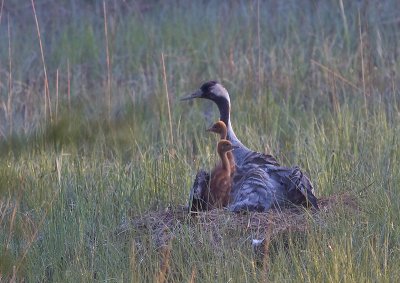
xmin=0 ymin=1 xmax=399 ymax=281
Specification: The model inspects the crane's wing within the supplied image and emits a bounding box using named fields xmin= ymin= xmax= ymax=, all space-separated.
xmin=188 ymin=169 xmax=210 ymax=212
xmin=229 ymin=167 xmax=275 ymax=212
xmin=266 ymin=165 xmax=319 ymax=209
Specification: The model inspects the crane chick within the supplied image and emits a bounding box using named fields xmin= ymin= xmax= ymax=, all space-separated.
xmin=207 ymin=121 xmax=236 ymax=176
xmin=207 ymin=139 xmax=238 ymax=209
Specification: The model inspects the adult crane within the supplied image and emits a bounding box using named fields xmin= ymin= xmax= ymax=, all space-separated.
xmin=182 ymin=81 xmax=318 ymax=211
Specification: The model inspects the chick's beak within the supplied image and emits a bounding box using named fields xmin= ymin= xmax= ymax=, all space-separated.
xmin=180 ymin=89 xmax=203 ymax=101
xmin=205 ymin=124 xmax=214 ymax=132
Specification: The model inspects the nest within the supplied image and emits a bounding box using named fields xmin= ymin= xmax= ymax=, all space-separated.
xmin=116 ymin=193 xmax=359 ymax=253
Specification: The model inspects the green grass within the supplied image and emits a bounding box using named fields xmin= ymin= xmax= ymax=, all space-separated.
xmin=1 ymin=0 xmax=400 ymax=281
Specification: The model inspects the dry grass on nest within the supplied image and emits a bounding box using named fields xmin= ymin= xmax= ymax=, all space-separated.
xmin=116 ymin=193 xmax=360 ymax=250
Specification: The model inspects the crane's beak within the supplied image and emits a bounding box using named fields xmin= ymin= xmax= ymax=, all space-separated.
xmin=180 ymin=89 xmax=203 ymax=101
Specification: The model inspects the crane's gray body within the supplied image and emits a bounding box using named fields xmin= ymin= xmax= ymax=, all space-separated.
xmin=183 ymin=81 xmax=318 ymax=212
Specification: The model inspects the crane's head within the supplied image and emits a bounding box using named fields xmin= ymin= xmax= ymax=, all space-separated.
xmin=217 ymin=139 xmax=239 ymax=153
xmin=181 ymin=81 xmax=231 ymax=105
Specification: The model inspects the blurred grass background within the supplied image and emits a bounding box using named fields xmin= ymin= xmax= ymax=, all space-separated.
xmin=0 ymin=0 xmax=399 ymax=281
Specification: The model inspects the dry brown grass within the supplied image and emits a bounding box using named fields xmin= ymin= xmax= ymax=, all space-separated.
xmin=117 ymin=193 xmax=360 ymax=253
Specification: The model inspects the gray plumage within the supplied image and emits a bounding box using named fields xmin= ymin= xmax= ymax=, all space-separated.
xmin=229 ymin=166 xmax=275 ymax=212
xmin=230 ymin=162 xmax=318 ymax=212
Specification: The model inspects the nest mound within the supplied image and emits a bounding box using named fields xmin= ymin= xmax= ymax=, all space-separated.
xmin=116 ymin=193 xmax=359 ymax=250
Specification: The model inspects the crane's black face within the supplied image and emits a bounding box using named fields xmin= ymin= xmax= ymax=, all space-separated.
xmin=181 ymin=81 xmax=228 ymax=102
xmin=200 ymin=80 xmax=218 ymax=93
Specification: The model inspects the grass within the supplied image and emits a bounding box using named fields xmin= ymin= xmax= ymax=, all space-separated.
xmin=1 ymin=0 xmax=400 ymax=281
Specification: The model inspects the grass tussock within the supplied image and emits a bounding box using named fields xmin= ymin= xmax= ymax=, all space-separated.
xmin=118 ymin=193 xmax=360 ymax=252
xmin=0 ymin=0 xmax=400 ymax=281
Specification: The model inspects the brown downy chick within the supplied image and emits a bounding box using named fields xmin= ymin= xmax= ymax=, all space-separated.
xmin=207 ymin=121 xmax=236 ymax=176
xmin=207 ymin=139 xmax=238 ymax=209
